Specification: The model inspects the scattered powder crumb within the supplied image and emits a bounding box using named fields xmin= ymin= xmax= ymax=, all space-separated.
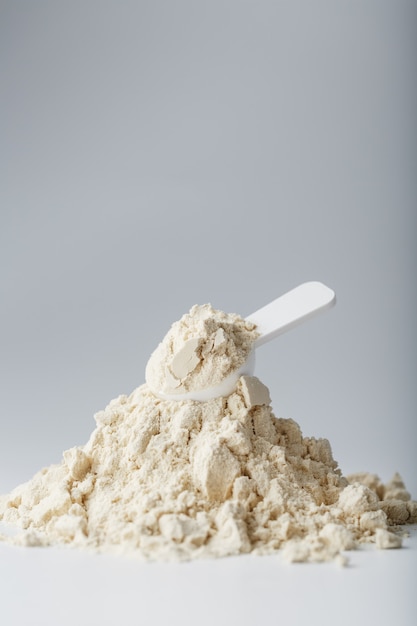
xmin=1 ymin=305 xmax=416 ymax=565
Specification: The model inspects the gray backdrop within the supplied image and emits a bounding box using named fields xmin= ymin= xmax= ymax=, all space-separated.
xmin=1 ymin=1 xmax=416 ymax=497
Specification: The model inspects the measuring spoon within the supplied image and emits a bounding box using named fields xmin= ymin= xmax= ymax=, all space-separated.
xmin=149 ymin=281 xmax=336 ymax=402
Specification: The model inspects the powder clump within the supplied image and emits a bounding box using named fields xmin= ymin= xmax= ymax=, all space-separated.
xmin=1 ymin=305 xmax=416 ymax=564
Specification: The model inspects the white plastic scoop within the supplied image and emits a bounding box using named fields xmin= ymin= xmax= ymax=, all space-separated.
xmin=151 ymin=281 xmax=335 ymax=402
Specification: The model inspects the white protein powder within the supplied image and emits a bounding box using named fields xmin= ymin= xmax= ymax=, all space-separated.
xmin=145 ymin=304 xmax=258 ymax=396
xmin=0 ymin=305 xmax=416 ymax=564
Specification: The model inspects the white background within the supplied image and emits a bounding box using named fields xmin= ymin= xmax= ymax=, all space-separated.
xmin=1 ymin=1 xmax=416 ymax=624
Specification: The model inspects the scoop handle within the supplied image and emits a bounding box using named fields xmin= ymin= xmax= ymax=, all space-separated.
xmin=246 ymin=281 xmax=336 ymax=348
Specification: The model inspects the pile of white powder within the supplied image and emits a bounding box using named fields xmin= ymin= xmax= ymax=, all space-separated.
xmin=1 ymin=304 xmax=416 ymax=564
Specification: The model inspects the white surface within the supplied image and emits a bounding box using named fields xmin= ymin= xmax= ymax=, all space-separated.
xmin=0 ymin=526 xmax=416 ymax=626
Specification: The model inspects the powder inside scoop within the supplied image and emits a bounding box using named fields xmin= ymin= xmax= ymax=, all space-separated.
xmin=145 ymin=304 xmax=258 ymax=396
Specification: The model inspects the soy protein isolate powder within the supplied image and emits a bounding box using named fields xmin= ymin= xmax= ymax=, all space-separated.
xmin=1 ymin=304 xmax=416 ymax=564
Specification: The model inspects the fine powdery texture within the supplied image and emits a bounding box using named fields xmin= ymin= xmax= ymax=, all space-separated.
xmin=145 ymin=304 xmax=258 ymax=396
xmin=1 ymin=305 xmax=416 ymax=564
